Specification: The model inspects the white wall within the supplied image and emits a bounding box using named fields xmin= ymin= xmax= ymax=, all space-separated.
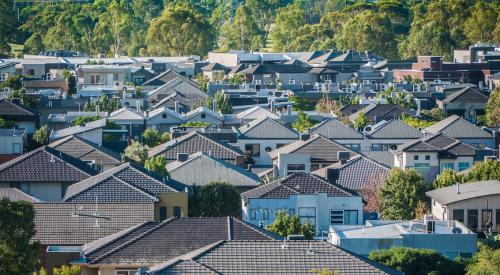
xmin=238 ymin=139 xmax=296 ymax=166
xmin=27 ymin=182 xmax=63 ymax=201
xmin=0 ymin=135 xmax=24 ymax=154
xmin=75 ymin=128 xmax=103 ymax=146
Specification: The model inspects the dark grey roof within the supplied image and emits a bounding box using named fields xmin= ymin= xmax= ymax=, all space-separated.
xmin=149 ymin=240 xmax=400 ymax=275
xmin=0 ymin=146 xmax=96 ymax=183
xmin=34 ymin=202 xmax=155 ymax=245
xmin=307 ymin=118 xmax=363 ymax=139
xmin=64 ymin=163 xmax=179 ymax=203
xmin=366 ymin=119 xmax=424 ymax=139
xmin=339 ymin=104 xmax=367 ymax=116
xmin=426 ymin=180 xmax=500 ymax=205
xmin=349 ymin=104 xmax=413 ymax=123
xmin=48 ymin=135 xmax=121 ymax=165
xmin=0 ymin=98 xmax=37 ymax=117
xmin=0 ymin=187 xmax=40 ymax=202
xmin=143 ymin=69 xmax=197 ymax=87
xmin=240 ymin=64 xmax=310 ymax=74
xmin=440 ymin=87 xmax=489 ymax=104
xmin=51 ymin=118 xmax=107 ymax=140
xmin=83 ymin=217 xmax=280 ymax=265
xmin=149 ymin=131 xmax=242 ymax=160
xmin=312 ymin=155 xmax=390 ymax=191
xmin=201 ymin=63 xmax=229 ymax=72
xmin=424 ymin=115 xmax=493 ymax=139
xmin=238 ymin=117 xmax=299 ymax=139
xmin=364 ymin=151 xmax=395 ymax=167
xmin=397 ymin=133 xmax=477 ymax=157
xmin=241 ymin=173 xmax=357 ymax=202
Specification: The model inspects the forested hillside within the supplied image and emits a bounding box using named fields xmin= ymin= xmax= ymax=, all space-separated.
xmin=1 ymin=0 xmax=499 ymax=59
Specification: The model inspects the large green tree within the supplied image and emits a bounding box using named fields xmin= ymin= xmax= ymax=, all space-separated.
xmin=270 ymin=2 xmax=306 ymax=52
xmin=0 ymin=199 xmax=39 ymax=275
xmin=189 ymin=181 xmax=240 ymax=217
xmin=33 ymin=125 xmax=50 ymax=145
xmin=432 ymin=169 xmax=465 ymax=189
xmin=142 ymin=127 xmax=170 ymax=147
xmin=0 ymin=0 xmax=17 ymax=56
xmin=121 ymin=141 xmax=149 ymax=165
xmin=485 ymin=87 xmax=500 ymax=127
xmin=464 ymin=1 xmax=499 ymax=44
xmin=466 ymin=160 xmax=500 ymax=182
xmin=144 ymin=155 xmax=169 ymax=177
xmin=218 ymin=5 xmax=264 ymax=51
xmin=267 ymin=211 xmax=314 ymax=240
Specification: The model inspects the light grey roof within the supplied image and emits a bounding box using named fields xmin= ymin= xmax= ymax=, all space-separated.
xmin=364 ymin=151 xmax=395 ymax=167
xmin=396 ymin=133 xmax=477 ymax=156
xmin=109 ymin=107 xmax=144 ymax=120
xmin=236 ymin=106 xmax=278 ymax=120
xmin=440 ymin=86 xmax=489 ymax=104
xmin=238 ymin=117 xmax=299 ymax=139
xmin=424 ymin=115 xmax=493 ymax=139
xmin=307 ymin=118 xmax=363 ymax=139
xmin=426 ymin=180 xmax=500 ymax=205
xmin=149 ymin=240 xmax=400 ymax=275
xmin=51 ymin=118 xmax=107 ymax=140
xmin=0 ymin=187 xmax=41 ymax=202
xmin=367 ymin=119 xmax=424 ymax=139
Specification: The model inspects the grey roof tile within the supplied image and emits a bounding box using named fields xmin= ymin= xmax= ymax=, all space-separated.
xmin=0 ymin=98 xmax=37 ymax=116
xmin=367 ymin=119 xmax=424 ymax=139
xmin=440 ymin=87 xmax=489 ymax=104
xmin=397 ymin=133 xmax=477 ymax=156
xmin=308 ymin=118 xmax=363 ymax=139
xmin=52 ymin=118 xmax=107 ymax=140
xmin=424 ymin=115 xmax=493 ymax=139
xmin=0 ymin=187 xmax=41 ymax=202
xmin=48 ymin=135 xmax=121 ymax=165
xmin=238 ymin=117 xmax=299 ymax=139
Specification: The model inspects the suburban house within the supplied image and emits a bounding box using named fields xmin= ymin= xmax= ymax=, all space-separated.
xmin=148 ymin=131 xmax=244 ymax=164
xmin=51 ymin=118 xmax=107 ymax=146
xmin=147 ymin=240 xmax=400 ymax=275
xmin=426 ymin=180 xmax=500 ymax=233
xmin=17 ymin=56 xmax=69 ymax=79
xmin=166 ymin=152 xmax=260 ymax=192
xmin=0 ymin=98 xmax=39 ymax=135
xmin=237 ymin=117 xmax=299 ymax=166
xmin=424 ymin=115 xmax=495 ymax=150
xmin=201 ymin=62 xmax=230 ymax=81
xmin=349 ymin=103 xmax=414 ymax=125
xmin=142 ymin=69 xmax=195 ymax=89
xmin=0 ymin=128 xmax=26 ymax=162
xmin=144 ymin=106 xmax=185 ymax=132
xmin=307 ymin=118 xmax=364 ymax=152
xmin=47 ymin=135 xmax=121 ymax=171
xmin=268 ymin=134 xmax=357 ymax=177
xmin=47 ymin=111 xmax=108 ymax=130
xmin=0 ymin=146 xmax=97 ymax=201
xmin=436 ymin=86 xmax=489 ymax=122
xmin=108 ymin=107 xmax=145 ymax=140
xmin=147 ymin=74 xmax=207 ymax=112
xmin=329 ymin=219 xmax=477 ymax=259
xmin=77 ymin=217 xmax=279 ymax=275
xmin=239 ymin=64 xmax=315 ymax=84
xmin=340 ymin=104 xmax=368 ymax=117
xmin=236 ymin=106 xmax=279 ymax=123
xmin=393 ymin=133 xmax=477 ymax=182
xmin=0 ymin=60 xmax=17 ymax=84
xmin=364 ymin=119 xmax=424 ymax=152
xmin=183 ymin=107 xmax=224 ymax=127
xmin=76 ymin=65 xmax=149 ymax=89
xmin=241 ymin=173 xmax=363 ymax=234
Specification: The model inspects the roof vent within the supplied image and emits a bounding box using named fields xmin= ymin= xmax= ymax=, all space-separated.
xmin=177 ymin=153 xmax=189 ymax=162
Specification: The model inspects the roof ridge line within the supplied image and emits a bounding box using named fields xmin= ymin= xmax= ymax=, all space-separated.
xmin=127 ymin=164 xmax=178 ymax=192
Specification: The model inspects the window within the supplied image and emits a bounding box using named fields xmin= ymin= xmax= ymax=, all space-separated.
xmin=298 ymin=207 xmax=316 ymax=225
xmin=250 ymin=209 xmax=256 ymax=220
xmin=371 ymin=144 xmax=382 ymax=151
xmin=467 ymin=209 xmax=478 ymax=231
xmin=28 ymin=69 xmax=35 ymax=76
xmin=344 ymin=210 xmax=358 ymax=225
xmin=481 ymin=209 xmax=493 ymax=231
xmin=159 ymin=207 xmax=167 ymax=220
xmin=12 ymin=143 xmax=21 ymax=154
xmin=113 ymin=73 xmax=119 ymax=81
xmin=201 ymin=113 xmax=206 ymax=119
xmin=262 ymin=209 xmax=269 ymax=220
xmin=425 ymin=155 xmax=430 ymax=161
xmin=245 ymin=144 xmax=260 ymax=157
xmin=414 ymin=155 xmax=419 ymax=160
xmin=458 ymin=162 xmax=470 ymax=171
xmin=440 ymin=162 xmax=454 ymax=172
xmin=173 ymin=206 xmax=181 ymax=218
xmin=453 ymin=209 xmax=464 ymax=223
xmin=345 ymin=144 xmax=361 ymax=151
xmin=162 ymin=113 xmax=167 ymax=118
xmin=90 ymin=74 xmax=102 ymax=84
xmin=330 ymin=210 xmax=344 ymax=224
xmin=496 ymin=210 xmax=500 ymax=228
xmin=286 ymin=164 xmax=305 ymax=175
xmin=116 ymin=270 xmax=138 ymax=275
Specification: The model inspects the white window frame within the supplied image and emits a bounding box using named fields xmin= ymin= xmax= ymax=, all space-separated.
xmin=116 ymin=270 xmax=138 ymax=275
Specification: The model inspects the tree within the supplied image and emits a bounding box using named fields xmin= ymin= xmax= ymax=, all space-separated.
xmin=0 ymin=0 xmax=17 ymax=56
xmin=121 ymin=141 xmax=149 ymax=165
xmin=194 ymin=73 xmax=208 ymax=92
xmin=270 ymin=2 xmax=306 ymax=52
xmin=189 ymin=181 xmax=240 ymax=217
xmin=354 ymin=111 xmax=369 ymax=130
xmin=33 ymin=125 xmax=50 ymax=145
xmin=213 ymin=91 xmax=232 ymax=114
xmin=6 ymin=89 xmax=37 ymax=109
xmin=0 ymin=75 xmax=23 ymax=91
xmin=267 ymin=211 xmax=314 ymax=240
xmin=142 ymin=127 xmax=169 ymax=147
xmin=466 ymin=159 xmax=500 ymax=182
xmin=228 ymin=73 xmax=245 ymax=85
xmin=0 ymin=117 xmax=15 ymax=128
xmin=62 ymin=70 xmax=77 ymax=95
xmin=379 ymin=168 xmax=428 ymax=220
xmin=218 ymin=5 xmax=264 ymax=51
xmin=292 ymin=111 xmax=319 ymax=133
xmin=0 ymin=199 xmax=39 ymax=275
xmin=147 ymin=3 xmax=214 ymax=56
xmin=368 ymin=247 xmax=465 ymax=275
xmin=402 ymin=115 xmax=435 ymax=129
xmin=466 ymin=242 xmax=500 ymax=275
xmin=180 ymin=121 xmax=211 ymax=127
xmin=23 ymin=33 xmax=44 ymax=54
xmin=53 ymin=265 xmax=80 ymax=275
xmin=464 ymin=1 xmax=498 ymax=44
xmin=144 ymin=155 xmax=168 ymax=177
xmin=485 ymin=87 xmax=500 ymax=127
xmin=433 ymin=169 xmax=465 ymax=189
xmin=70 ymin=115 xmax=101 ymax=126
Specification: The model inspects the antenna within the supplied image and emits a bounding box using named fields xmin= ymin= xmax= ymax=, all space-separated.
xmin=94 ymin=195 xmax=101 ymax=228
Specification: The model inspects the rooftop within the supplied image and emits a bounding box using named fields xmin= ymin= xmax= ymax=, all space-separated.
xmin=426 ymin=180 xmax=500 ymax=205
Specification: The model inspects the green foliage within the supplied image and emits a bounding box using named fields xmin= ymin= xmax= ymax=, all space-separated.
xmin=23 ymin=33 xmax=44 ymax=55
xmin=142 ymin=127 xmax=169 ymax=147
xmin=180 ymin=121 xmax=211 ymax=127
xmin=0 ymin=117 xmax=15 ymax=128
xmin=52 ymin=265 xmax=80 ymax=275
xmin=267 ymin=211 xmax=314 ymax=240
xmin=33 ymin=125 xmax=50 ymax=145
xmin=144 ymin=155 xmax=169 ymax=177
xmin=39 ymin=267 xmax=48 ymax=275
xmin=6 ymin=89 xmax=37 ymax=109
xmin=228 ymin=73 xmax=245 ymax=85
xmin=464 ymin=1 xmax=499 ymax=44
xmin=420 ymin=108 xmax=445 ymax=121
xmin=402 ymin=114 xmax=435 ymax=129
xmin=466 ymin=160 xmax=500 ymax=182
xmin=0 ymin=0 xmax=18 ymax=56
xmin=218 ymin=5 xmax=265 ymax=52
xmin=70 ymin=115 xmax=101 ymax=126
xmin=0 ymin=199 xmax=39 ymax=275
xmin=354 ymin=111 xmax=369 ymax=130
xmin=292 ymin=111 xmax=319 ymax=133
xmin=189 ymin=181 xmax=240 ymax=217
xmin=290 ymin=96 xmax=315 ymax=111
xmin=1 ymin=75 xmax=23 ymax=91
xmin=194 ymin=73 xmax=208 ymax=92
xmin=380 ymin=168 xmax=428 ymax=220
xmin=368 ymin=247 xmax=465 ymax=275
xmin=213 ymin=91 xmax=232 ymax=114
xmin=485 ymin=87 xmax=500 ymax=127
xmin=378 ymin=89 xmax=417 ymax=110
xmin=466 ymin=242 xmax=500 ymax=275
xmin=83 ymin=95 xmax=121 ymax=113
xmin=121 ymin=141 xmax=149 ymax=165
xmin=433 ymin=169 xmax=465 ymax=189
xmin=270 ymin=2 xmax=306 ymax=52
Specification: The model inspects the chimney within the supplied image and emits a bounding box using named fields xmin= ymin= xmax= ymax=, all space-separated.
xmin=270 ymin=100 xmax=275 ymax=112
xmin=337 ymin=151 xmax=350 ymax=164
xmin=174 ymin=101 xmax=180 ymax=113
xmin=212 ymin=98 xmax=217 ymax=112
xmin=287 ymin=105 xmax=292 ymax=115
xmin=300 ymin=133 xmax=310 ymax=141
xmin=96 ymin=104 xmax=100 ymax=115
xmin=136 ymin=101 xmax=141 ymax=113
xmin=176 ymin=153 xmax=189 ymax=162
xmin=456 ymin=182 xmax=460 ymax=194
xmin=326 ymin=168 xmax=339 ymax=183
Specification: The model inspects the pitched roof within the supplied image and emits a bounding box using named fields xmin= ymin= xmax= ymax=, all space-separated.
xmin=340 ymin=104 xmax=367 ymax=116
xmin=64 ymin=163 xmax=179 ymax=203
xmin=397 ymin=133 xmax=477 ymax=156
xmin=240 ymin=64 xmax=310 ymax=74
xmin=51 ymin=118 xmax=107 ymax=140
xmin=109 ymin=107 xmax=144 ymax=120
xmin=82 ymin=217 xmax=280 ymax=265
xmin=0 ymin=187 xmax=41 ymax=202
xmin=238 ymin=117 xmax=299 ymax=139
xmin=201 ymin=63 xmax=229 ymax=72
xmin=312 ymin=155 xmax=390 ymax=190
xmin=0 ymin=98 xmax=37 ymax=117
xmin=0 ymin=146 xmax=96 ymax=183
xmin=241 ymin=173 xmax=357 ymax=202
xmin=146 ymin=107 xmax=184 ymax=121
xmin=236 ymin=106 xmax=278 ymax=121
xmin=166 ymin=152 xmax=260 ymax=187
xmin=269 ymin=134 xmax=356 ymax=162
xmin=142 ymin=69 xmax=197 ymax=87
xmin=184 ymin=107 xmax=223 ymax=121
xmin=48 ymin=135 xmax=121 ymax=166
xmin=307 ymin=118 xmax=363 ymax=139
xmin=349 ymin=104 xmax=413 ymax=123
xmin=424 ymin=115 xmax=492 ymax=139
xmin=148 ymin=131 xmax=242 ymax=160
xmin=366 ymin=119 xmax=424 ymax=139
xmin=440 ymin=86 xmax=489 ymax=104
xmin=426 ymin=180 xmax=500 ymax=205
xmin=149 ymin=240 xmax=399 ymax=275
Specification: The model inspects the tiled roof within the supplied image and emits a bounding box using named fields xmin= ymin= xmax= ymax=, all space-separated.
xmin=149 ymin=240 xmax=399 ymax=275
xmin=109 ymin=107 xmax=144 ymax=120
xmin=268 ymin=134 xmax=356 ymax=162
xmin=339 ymin=104 xmax=367 ymax=116
xmin=349 ymin=104 xmax=413 ymax=123
xmin=34 ymin=202 xmax=155 ymax=245
xmin=201 ymin=63 xmax=229 ymax=71
xmin=51 ymin=118 xmax=107 ymax=140
xmin=83 ymin=217 xmax=280 ymax=265
xmin=143 ymin=69 xmax=197 ymax=87
xmin=241 ymin=173 xmax=357 ymax=202
xmin=0 ymin=187 xmax=41 ymax=202
xmin=0 ymin=146 xmax=96 ymax=183
xmin=424 ymin=115 xmax=492 ymax=139
xmin=307 ymin=118 xmax=363 ymax=139
xmin=397 ymin=133 xmax=477 ymax=156
xmin=148 ymin=131 xmax=242 ymax=160
xmin=312 ymin=155 xmax=390 ymax=191
xmin=440 ymin=87 xmax=489 ymax=104
xmin=64 ymin=163 xmax=179 ymax=202
xmin=48 ymin=135 xmax=121 ymax=166
xmin=0 ymin=98 xmax=37 ymax=117
xmin=238 ymin=117 xmax=299 ymax=139
xmin=240 ymin=64 xmax=310 ymax=74
xmin=236 ymin=106 xmax=278 ymax=121
xmin=366 ymin=119 xmax=424 ymax=139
